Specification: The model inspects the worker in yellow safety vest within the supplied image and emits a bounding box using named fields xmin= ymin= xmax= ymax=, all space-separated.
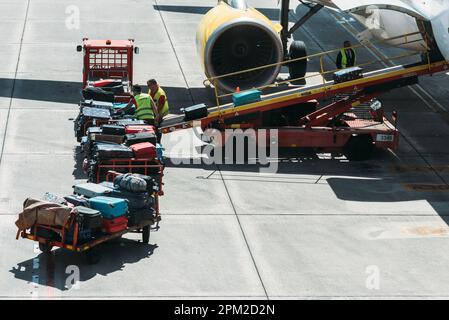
xmin=336 ymin=41 xmax=356 ymax=69
xmin=129 ymin=85 xmax=158 ymax=125
xmin=147 ymin=79 xmax=169 ymax=123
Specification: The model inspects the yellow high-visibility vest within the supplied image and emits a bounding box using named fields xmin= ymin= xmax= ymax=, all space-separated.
xmin=341 ymin=49 xmax=356 ymax=68
xmin=134 ymin=93 xmax=155 ymax=120
xmin=151 ymin=87 xmax=169 ymax=118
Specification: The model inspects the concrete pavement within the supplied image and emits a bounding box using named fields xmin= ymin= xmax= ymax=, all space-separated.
xmin=0 ymin=0 xmax=449 ymax=299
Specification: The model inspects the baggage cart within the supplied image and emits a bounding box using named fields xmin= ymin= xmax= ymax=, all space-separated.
xmin=16 ymin=167 xmax=164 ymax=265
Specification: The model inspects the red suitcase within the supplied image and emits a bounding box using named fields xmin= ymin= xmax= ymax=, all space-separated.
xmin=102 ymin=216 xmax=128 ymax=234
xmin=131 ymin=142 xmax=157 ymax=159
xmin=125 ymin=125 xmax=155 ymax=134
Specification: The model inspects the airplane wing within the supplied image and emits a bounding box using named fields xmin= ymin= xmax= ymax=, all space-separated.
xmin=303 ymin=0 xmax=431 ymax=20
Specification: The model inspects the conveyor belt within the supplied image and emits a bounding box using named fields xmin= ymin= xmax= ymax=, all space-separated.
xmin=160 ymin=61 xmax=448 ymax=133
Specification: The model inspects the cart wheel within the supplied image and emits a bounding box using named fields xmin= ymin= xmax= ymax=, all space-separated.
xmin=85 ymin=247 xmax=101 ymax=265
xmin=344 ymin=135 xmax=374 ymax=161
xmin=142 ymin=226 xmax=150 ymax=244
xmin=39 ymin=242 xmax=53 ymax=254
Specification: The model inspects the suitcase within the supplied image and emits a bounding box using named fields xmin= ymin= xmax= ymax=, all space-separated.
xmin=65 ymin=228 xmax=92 ymax=244
xmin=82 ymin=86 xmax=115 ymax=103
xmin=82 ymin=107 xmax=111 ymax=119
xmin=99 ymin=181 xmax=115 ymax=189
xmin=75 ymin=206 xmax=103 ymax=229
xmin=124 ymin=132 xmax=157 ymax=146
xmin=333 ymin=67 xmax=363 ymax=83
xmin=87 ymin=126 xmax=103 ymax=135
xmin=124 ymin=125 xmax=155 ymax=134
xmin=109 ymin=189 xmax=152 ymax=210
xmin=94 ymin=143 xmax=134 ymax=159
xmin=89 ymin=196 xmax=128 ymax=219
xmin=156 ymin=143 xmax=164 ymax=160
xmin=73 ymin=183 xmax=113 ymax=198
xmin=64 ymin=195 xmax=89 ymax=207
xmin=91 ymin=133 xmax=124 ymax=145
xmin=114 ymin=119 xmax=146 ymax=126
xmin=182 ymin=103 xmax=208 ymax=121
xmin=83 ymin=100 xmax=114 ymax=111
xmin=42 ymin=192 xmax=67 ymax=205
xmin=131 ymin=142 xmax=157 ymax=159
xmin=101 ymin=124 xmax=126 ymax=136
xmin=102 ymin=216 xmax=128 ymax=234
xmin=127 ymin=207 xmax=155 ymax=227
xmin=232 ymin=89 xmax=261 ymax=106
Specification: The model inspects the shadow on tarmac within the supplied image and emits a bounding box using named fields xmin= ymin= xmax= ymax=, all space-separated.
xmin=10 ymin=238 xmax=158 ymax=292
xmin=0 ymin=78 xmax=82 ymax=104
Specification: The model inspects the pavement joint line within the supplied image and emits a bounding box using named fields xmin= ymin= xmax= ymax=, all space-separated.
xmin=0 ymin=0 xmax=30 ymax=168
xmin=153 ymin=0 xmax=195 ymax=105
xmin=216 ymin=165 xmax=269 ymax=299
xmin=328 ymin=10 xmax=449 ymax=189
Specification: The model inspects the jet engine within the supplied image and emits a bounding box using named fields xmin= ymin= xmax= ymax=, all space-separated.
xmin=196 ymin=0 xmax=284 ymax=92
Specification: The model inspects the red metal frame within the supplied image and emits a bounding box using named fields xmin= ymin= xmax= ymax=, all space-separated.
xmin=80 ymin=38 xmax=135 ymax=89
xmin=19 ymin=164 xmax=165 ymax=253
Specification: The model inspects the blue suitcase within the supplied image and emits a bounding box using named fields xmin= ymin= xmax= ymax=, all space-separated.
xmin=232 ymin=89 xmax=261 ymax=106
xmin=88 ymin=196 xmax=128 ymax=219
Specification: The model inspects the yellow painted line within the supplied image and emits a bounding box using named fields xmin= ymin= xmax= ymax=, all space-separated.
xmin=403 ymin=184 xmax=449 ymax=192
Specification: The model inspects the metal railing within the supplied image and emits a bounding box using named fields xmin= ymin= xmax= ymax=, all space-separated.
xmin=204 ymin=32 xmax=430 ymax=106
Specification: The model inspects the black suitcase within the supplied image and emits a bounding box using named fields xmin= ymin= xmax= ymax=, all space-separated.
xmin=82 ymin=107 xmax=111 ymax=119
xmin=64 ymin=195 xmax=89 ymax=207
xmin=101 ymin=124 xmax=126 ymax=136
xmin=94 ymin=143 xmax=134 ymax=159
xmin=87 ymin=126 xmax=103 ymax=135
xmin=124 ymin=132 xmax=157 ymax=146
xmin=109 ymin=189 xmax=153 ymax=210
xmin=82 ymin=87 xmax=115 ymax=103
xmin=182 ymin=103 xmax=208 ymax=121
xmin=75 ymin=206 xmax=103 ymax=229
xmin=82 ymin=100 xmax=114 ymax=111
xmin=333 ymin=67 xmax=363 ymax=84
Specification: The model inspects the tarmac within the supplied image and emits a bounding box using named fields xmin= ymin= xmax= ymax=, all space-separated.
xmin=1 ymin=0 xmax=449 ymax=299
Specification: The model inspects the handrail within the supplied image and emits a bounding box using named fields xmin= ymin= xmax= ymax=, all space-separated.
xmin=204 ymin=31 xmax=428 ymax=105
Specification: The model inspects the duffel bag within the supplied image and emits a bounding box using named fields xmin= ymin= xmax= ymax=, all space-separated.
xmin=114 ymin=173 xmax=147 ymax=193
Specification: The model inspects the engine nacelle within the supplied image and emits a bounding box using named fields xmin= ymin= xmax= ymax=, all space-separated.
xmin=196 ymin=1 xmax=284 ymax=92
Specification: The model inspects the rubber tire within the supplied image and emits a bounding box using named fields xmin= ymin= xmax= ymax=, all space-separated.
xmin=142 ymin=226 xmax=150 ymax=244
xmin=344 ymin=135 xmax=374 ymax=161
xmin=289 ymin=41 xmax=308 ymax=85
xmin=39 ymin=242 xmax=53 ymax=254
xmin=85 ymin=247 xmax=101 ymax=265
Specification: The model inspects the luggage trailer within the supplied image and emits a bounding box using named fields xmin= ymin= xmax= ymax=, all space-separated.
xmin=16 ymin=166 xmax=164 ymax=264
xmin=161 ymin=60 xmax=449 ymax=160
xmin=77 ymin=38 xmax=138 ymax=103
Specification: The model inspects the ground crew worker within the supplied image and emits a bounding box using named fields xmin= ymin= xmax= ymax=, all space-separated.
xmin=128 ymin=85 xmax=158 ymax=125
xmin=336 ymin=41 xmax=356 ymax=69
xmin=147 ymin=79 xmax=169 ymax=123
